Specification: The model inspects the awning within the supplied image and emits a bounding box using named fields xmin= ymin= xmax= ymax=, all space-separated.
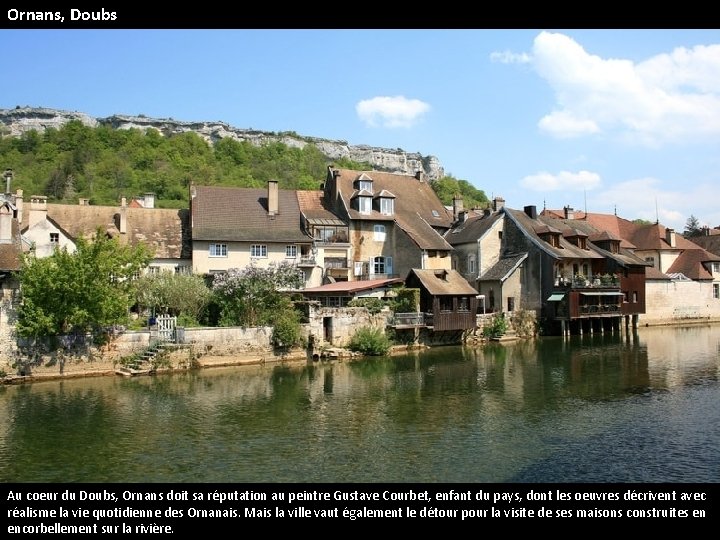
xmin=580 ymin=291 xmax=624 ymax=296
xmin=547 ymin=293 xmax=565 ymax=301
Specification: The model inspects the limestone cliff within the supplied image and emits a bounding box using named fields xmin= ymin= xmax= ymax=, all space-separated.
xmin=0 ymin=106 xmax=444 ymax=180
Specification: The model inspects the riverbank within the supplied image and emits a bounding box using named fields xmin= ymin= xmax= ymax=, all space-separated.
xmin=0 ymin=343 xmax=429 ymax=386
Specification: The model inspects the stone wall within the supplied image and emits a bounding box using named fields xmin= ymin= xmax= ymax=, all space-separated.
xmin=642 ymin=279 xmax=720 ymax=325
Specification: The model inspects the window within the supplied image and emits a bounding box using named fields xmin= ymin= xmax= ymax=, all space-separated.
xmin=148 ymin=266 xmax=160 ymax=274
xmin=645 ymin=256 xmax=655 ymax=267
xmin=458 ymin=297 xmax=469 ymax=312
xmin=358 ymin=196 xmax=371 ymax=214
xmin=432 ymin=210 xmax=440 ymax=218
xmin=358 ymin=180 xmax=372 ymax=192
xmin=440 ymin=297 xmax=453 ymax=311
xmin=712 ymin=262 xmax=720 ymax=273
xmin=498 ymin=231 xmax=503 ymax=240
xmin=209 ymin=243 xmax=227 ymax=257
xmin=582 ymin=264 xmax=589 ymax=277
xmin=372 ymin=256 xmax=392 ymax=275
xmin=175 ymin=266 xmax=190 ymax=274
xmin=714 ymin=284 xmax=719 ymax=299
xmin=507 ymin=297 xmax=515 ymax=312
xmin=251 ymin=244 xmax=267 ymax=258
xmin=468 ymin=255 xmax=476 ymax=274
xmin=379 ymin=197 xmax=394 ymax=215
xmin=632 ymin=291 xmax=638 ymax=303
xmin=373 ymin=224 xmax=386 ymax=241
xmin=285 ymin=245 xmax=297 ymax=258
xmin=49 ymin=232 xmax=59 ymax=244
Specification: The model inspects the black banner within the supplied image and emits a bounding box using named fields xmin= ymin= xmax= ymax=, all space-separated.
xmin=2 ymin=483 xmax=718 ymax=533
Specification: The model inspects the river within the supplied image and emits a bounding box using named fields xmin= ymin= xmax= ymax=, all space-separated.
xmin=1 ymin=324 xmax=718 ymax=483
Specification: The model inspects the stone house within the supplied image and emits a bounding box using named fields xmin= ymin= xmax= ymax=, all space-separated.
xmin=468 ymin=205 xmax=648 ymax=335
xmin=18 ymin=192 xmax=191 ymax=273
xmin=444 ymin=196 xmax=505 ymax=287
xmin=321 ymin=167 xmax=454 ymax=282
xmin=190 ymin=181 xmax=314 ymax=280
xmin=544 ymin=208 xmax=720 ymax=325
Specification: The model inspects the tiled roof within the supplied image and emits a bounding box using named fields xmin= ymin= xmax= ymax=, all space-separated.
xmin=329 ymin=168 xmax=453 ymax=250
xmin=0 ymin=221 xmax=22 ymax=272
xmin=302 ymin=277 xmax=404 ymax=294
xmin=537 ymin=214 xmax=647 ymax=267
xmin=645 ymin=266 xmax=670 ymax=280
xmin=689 ymin=234 xmax=720 ymax=257
xmin=408 ymin=268 xmax=478 ymax=295
xmin=506 ymin=209 xmax=604 ymax=261
xmin=667 ymin=249 xmax=720 ymax=280
xmin=480 ymin=253 xmax=528 ymax=281
xmin=192 ymin=185 xmax=310 ymax=243
xmin=21 ymin=203 xmax=190 ymax=259
xmin=124 ymin=207 xmax=190 ymax=259
xmin=296 ymin=190 xmax=346 ymax=225
xmin=445 ymin=211 xmax=502 ymax=245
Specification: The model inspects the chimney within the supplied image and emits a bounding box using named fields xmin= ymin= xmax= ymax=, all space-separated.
xmin=564 ymin=206 xmax=575 ymax=219
xmin=28 ymin=195 xmax=48 ymax=229
xmin=119 ymin=197 xmax=127 ymax=234
xmin=665 ymin=227 xmax=676 ymax=248
xmin=452 ymin=194 xmax=464 ymax=221
xmin=143 ymin=192 xmax=155 ymax=209
xmin=268 ymin=180 xmax=279 ymax=216
xmin=492 ymin=197 xmax=505 ymax=212
xmin=14 ymin=189 xmax=23 ymax=223
xmin=0 ymin=204 xmax=12 ymax=243
xmin=524 ymin=205 xmax=537 ymax=219
xmin=4 ymin=168 xmax=13 ymax=194
xmin=702 ymin=226 xmax=710 ymax=236
xmin=78 ymin=198 xmax=90 ymax=206
xmin=415 ymin=170 xmax=426 ymax=182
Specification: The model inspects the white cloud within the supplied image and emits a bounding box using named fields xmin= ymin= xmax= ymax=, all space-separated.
xmin=489 ymin=50 xmax=531 ymax=64
xmin=538 ymin=111 xmax=600 ymax=138
xmin=581 ymin=177 xmax=720 ymax=231
xmin=521 ymin=170 xmax=601 ymax=192
xmin=511 ymin=31 xmax=720 ymax=145
xmin=356 ymin=96 xmax=430 ymax=128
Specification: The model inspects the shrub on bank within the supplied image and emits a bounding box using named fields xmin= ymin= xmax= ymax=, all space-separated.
xmin=348 ymin=326 xmax=391 ymax=356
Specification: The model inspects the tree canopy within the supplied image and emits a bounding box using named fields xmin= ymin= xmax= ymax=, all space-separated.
xmin=1 ymin=121 xmax=485 ymax=213
xmin=683 ymin=215 xmax=702 ymax=238
xmin=15 ymin=230 xmax=152 ymax=338
xmin=431 ymin=175 xmax=489 ymax=209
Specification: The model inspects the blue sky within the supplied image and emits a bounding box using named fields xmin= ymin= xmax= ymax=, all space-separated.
xmin=2 ymin=29 xmax=719 ymax=231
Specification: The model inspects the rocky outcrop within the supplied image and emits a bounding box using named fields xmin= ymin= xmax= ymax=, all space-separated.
xmin=0 ymin=106 xmax=445 ymax=180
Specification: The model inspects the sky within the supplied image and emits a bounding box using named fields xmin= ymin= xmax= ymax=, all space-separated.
xmin=2 ymin=28 xmax=719 ymax=231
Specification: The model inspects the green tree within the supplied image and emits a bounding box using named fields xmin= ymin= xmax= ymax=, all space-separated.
xmin=211 ymin=262 xmax=303 ymax=327
xmin=431 ymin=175 xmax=489 ymax=209
xmin=135 ymin=272 xmax=212 ymax=325
xmin=16 ymin=230 xmax=152 ymax=338
xmin=683 ymin=215 xmax=702 ymax=238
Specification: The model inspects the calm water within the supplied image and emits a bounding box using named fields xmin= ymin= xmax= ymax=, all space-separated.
xmin=1 ymin=324 xmax=719 ymax=483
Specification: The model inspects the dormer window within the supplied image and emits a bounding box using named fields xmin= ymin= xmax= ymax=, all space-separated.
xmin=355 ymin=173 xmax=373 ymax=194
xmin=379 ymin=197 xmax=394 ymax=215
xmin=357 ymin=196 xmax=372 ymax=214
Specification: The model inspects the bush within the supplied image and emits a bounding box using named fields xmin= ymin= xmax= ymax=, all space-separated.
xmin=271 ymin=309 xmax=301 ymax=349
xmin=482 ymin=314 xmax=508 ymax=339
xmin=347 ymin=297 xmax=385 ymax=314
xmin=348 ymin=326 xmax=391 ymax=356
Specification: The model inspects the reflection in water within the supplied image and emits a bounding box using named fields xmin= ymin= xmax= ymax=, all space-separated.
xmin=0 ymin=325 xmax=718 ymax=483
